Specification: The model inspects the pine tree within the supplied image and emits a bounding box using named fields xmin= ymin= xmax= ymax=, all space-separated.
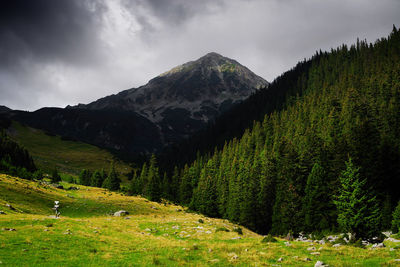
xmin=302 ymin=162 xmax=333 ymax=232
xmin=392 ymin=201 xmax=400 ymax=233
xmin=145 ymin=154 xmax=161 ymax=202
xmin=334 ymin=158 xmax=381 ymax=240
xmin=51 ymin=168 xmax=61 ymax=183
xmin=91 ymin=170 xmax=104 ymax=188
xmin=79 ymin=169 xmax=91 ymax=186
xmin=102 ymin=163 xmax=121 ymax=191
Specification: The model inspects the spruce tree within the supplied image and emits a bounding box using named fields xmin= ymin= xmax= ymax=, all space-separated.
xmin=302 ymin=162 xmax=332 ymax=232
xmin=392 ymin=201 xmax=400 ymax=233
xmin=102 ymin=163 xmax=121 ymax=191
xmin=91 ymin=170 xmax=104 ymax=188
xmin=145 ymin=154 xmax=161 ymax=202
xmin=334 ymin=158 xmax=381 ymax=240
xmin=79 ymin=169 xmax=91 ymax=186
xmin=51 ymin=168 xmax=61 ymax=183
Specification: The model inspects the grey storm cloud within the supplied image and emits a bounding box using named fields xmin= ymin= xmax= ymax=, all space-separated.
xmin=0 ymin=0 xmax=400 ymax=111
xmin=0 ymin=0 xmax=106 ymax=69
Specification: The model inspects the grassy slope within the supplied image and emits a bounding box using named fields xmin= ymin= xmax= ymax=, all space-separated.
xmin=7 ymin=121 xmax=132 ymax=176
xmin=0 ymin=174 xmax=399 ymax=266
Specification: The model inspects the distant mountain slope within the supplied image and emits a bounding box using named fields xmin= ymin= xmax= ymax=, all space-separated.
xmin=72 ymin=52 xmax=268 ymax=145
xmin=8 ymin=52 xmax=268 ymax=155
xmin=6 ymin=121 xmax=132 ymax=176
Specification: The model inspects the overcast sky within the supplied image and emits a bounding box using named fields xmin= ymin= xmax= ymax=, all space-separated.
xmin=1 ymin=0 xmax=399 ymax=111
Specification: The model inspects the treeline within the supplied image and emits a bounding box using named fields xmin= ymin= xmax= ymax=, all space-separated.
xmin=131 ymin=27 xmax=400 ymax=239
xmin=77 ymin=163 xmax=121 ymax=191
xmin=0 ymin=130 xmax=38 ymax=179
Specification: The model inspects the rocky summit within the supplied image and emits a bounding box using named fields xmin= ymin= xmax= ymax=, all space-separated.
xmin=9 ymin=53 xmax=268 ymax=155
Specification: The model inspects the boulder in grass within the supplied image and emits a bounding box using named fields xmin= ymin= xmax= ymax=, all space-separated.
xmin=5 ymin=204 xmax=15 ymax=210
xmin=314 ymin=261 xmax=329 ymax=267
xmin=0 ymin=211 xmax=5 ymax=215
xmin=114 ymin=210 xmax=129 ymax=217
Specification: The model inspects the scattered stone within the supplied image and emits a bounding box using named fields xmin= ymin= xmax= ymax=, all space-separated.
xmin=390 ymin=248 xmax=395 ymax=251
xmin=372 ymin=243 xmax=385 ymax=248
xmin=53 ymin=184 xmax=64 ymax=189
xmin=172 ymin=225 xmax=180 ymax=230
xmin=394 ymin=259 xmax=400 ymax=262
xmin=208 ymin=248 xmax=213 ymax=253
xmin=44 ymin=229 xmax=49 ymax=232
xmin=2 ymin=228 xmax=16 ymax=231
xmin=0 ymin=211 xmax=5 ymax=215
xmin=124 ymin=217 xmax=131 ymax=220
xmin=277 ymin=257 xmax=283 ymax=262
xmin=244 ymin=248 xmax=249 ymax=252
xmin=228 ymin=253 xmax=238 ymax=260
xmin=382 ymin=231 xmax=392 ymax=237
xmin=113 ymin=210 xmax=129 ymax=217
xmin=231 ymin=236 xmax=241 ymax=240
xmin=304 ymin=258 xmax=312 ymax=261
xmin=22 ymin=249 xmax=28 ymax=252
xmin=67 ymin=186 xmax=79 ymax=190
xmin=319 ymin=240 xmax=326 ymax=245
xmin=284 ymin=241 xmax=291 ymax=246
xmin=285 ymin=232 xmax=294 ymax=241
xmin=307 ymin=247 xmax=316 ymax=251
xmin=310 ymin=252 xmax=321 ymax=256
xmin=151 ymin=206 xmax=158 ymax=210
xmin=205 ymin=230 xmax=212 ymax=234
xmin=93 ymin=230 xmax=99 ymax=234
xmin=314 ymin=260 xmax=328 ymax=267
xmin=175 ymin=209 xmax=182 ymax=212
xmin=362 ymin=240 xmax=370 ymax=246
xmin=332 ymin=243 xmax=341 ymax=248
xmin=5 ymin=204 xmax=15 ymax=210
xmin=209 ymin=259 xmax=219 ymax=263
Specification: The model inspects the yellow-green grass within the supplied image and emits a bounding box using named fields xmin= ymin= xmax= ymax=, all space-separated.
xmin=7 ymin=121 xmax=132 ymax=176
xmin=0 ymin=174 xmax=399 ymax=266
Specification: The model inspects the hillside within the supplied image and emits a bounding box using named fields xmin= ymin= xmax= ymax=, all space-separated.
xmin=6 ymin=121 xmax=132 ymax=176
xmin=141 ymin=27 xmax=400 ymax=236
xmin=0 ymin=174 xmax=399 ymax=266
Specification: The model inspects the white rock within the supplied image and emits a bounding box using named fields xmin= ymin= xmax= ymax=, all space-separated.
xmin=113 ymin=210 xmax=129 ymax=217
xmin=314 ymin=260 xmax=328 ymax=267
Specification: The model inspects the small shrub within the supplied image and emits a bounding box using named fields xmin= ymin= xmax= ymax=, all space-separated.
xmin=261 ymin=234 xmax=277 ymax=243
xmin=152 ymin=257 xmax=161 ymax=265
xmin=216 ymin=227 xmax=230 ymax=232
xmin=46 ymin=223 xmax=53 ymax=227
xmin=350 ymin=238 xmax=364 ymax=248
xmin=233 ymin=227 xmax=243 ymax=235
xmin=198 ymin=219 xmax=204 ymax=224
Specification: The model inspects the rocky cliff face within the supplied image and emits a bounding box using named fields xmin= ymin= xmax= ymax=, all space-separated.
xmin=12 ymin=53 xmax=268 ymax=155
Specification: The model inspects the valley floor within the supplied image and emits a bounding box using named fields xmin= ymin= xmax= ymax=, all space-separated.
xmin=0 ymin=174 xmax=399 ymax=266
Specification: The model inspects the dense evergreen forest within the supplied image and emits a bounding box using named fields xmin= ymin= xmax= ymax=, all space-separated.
xmin=130 ymin=27 xmax=400 ymax=239
xmin=0 ymin=119 xmax=37 ymax=179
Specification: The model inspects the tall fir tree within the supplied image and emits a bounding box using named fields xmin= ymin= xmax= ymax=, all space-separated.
xmin=392 ymin=201 xmax=400 ymax=233
xmin=145 ymin=154 xmax=161 ymax=202
xmin=334 ymin=158 xmax=381 ymax=240
xmin=302 ymin=162 xmax=333 ymax=232
xmin=102 ymin=162 xmax=121 ymax=191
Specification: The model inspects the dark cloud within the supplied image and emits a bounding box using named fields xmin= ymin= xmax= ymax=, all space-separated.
xmin=0 ymin=0 xmax=106 ymax=69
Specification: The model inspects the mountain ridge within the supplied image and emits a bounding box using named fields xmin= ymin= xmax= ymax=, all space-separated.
xmin=7 ymin=52 xmax=268 ymax=155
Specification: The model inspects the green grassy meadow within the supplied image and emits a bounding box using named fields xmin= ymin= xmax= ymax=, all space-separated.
xmin=7 ymin=122 xmax=132 ymax=176
xmin=0 ymin=174 xmax=399 ymax=266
